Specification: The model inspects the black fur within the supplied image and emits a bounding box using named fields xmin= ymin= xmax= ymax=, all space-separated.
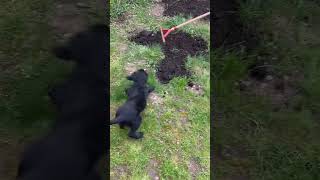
xmin=17 ymin=24 xmax=108 ymax=180
xmin=110 ymin=69 xmax=154 ymax=139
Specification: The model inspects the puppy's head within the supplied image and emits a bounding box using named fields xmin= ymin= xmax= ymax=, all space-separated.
xmin=127 ymin=69 xmax=148 ymax=84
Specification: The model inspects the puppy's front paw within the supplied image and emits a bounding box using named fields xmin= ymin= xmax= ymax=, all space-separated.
xmin=129 ymin=132 xmax=144 ymax=139
xmin=138 ymin=132 xmax=144 ymax=138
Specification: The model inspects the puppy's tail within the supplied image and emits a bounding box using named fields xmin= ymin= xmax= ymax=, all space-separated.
xmin=109 ymin=117 xmax=124 ymax=125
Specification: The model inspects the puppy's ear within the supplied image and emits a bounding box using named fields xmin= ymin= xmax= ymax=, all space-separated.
xmin=52 ymin=46 xmax=73 ymax=60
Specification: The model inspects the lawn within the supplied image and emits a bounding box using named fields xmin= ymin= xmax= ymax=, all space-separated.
xmin=213 ymin=0 xmax=320 ymax=179
xmin=110 ymin=0 xmax=210 ymax=179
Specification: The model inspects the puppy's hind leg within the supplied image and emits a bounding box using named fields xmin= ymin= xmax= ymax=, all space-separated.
xmin=128 ymin=116 xmax=143 ymax=139
xmin=119 ymin=122 xmax=125 ymax=129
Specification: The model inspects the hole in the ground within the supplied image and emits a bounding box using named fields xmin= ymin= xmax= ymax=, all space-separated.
xmin=248 ymin=66 xmax=268 ymax=80
xmin=187 ymin=81 xmax=194 ymax=87
xmin=130 ymin=30 xmax=207 ymax=84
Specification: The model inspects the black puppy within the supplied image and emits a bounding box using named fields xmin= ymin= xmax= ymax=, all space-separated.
xmin=110 ymin=69 xmax=154 ymax=139
xmin=17 ymin=24 xmax=108 ymax=180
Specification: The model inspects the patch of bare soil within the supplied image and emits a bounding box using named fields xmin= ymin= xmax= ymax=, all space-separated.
xmin=147 ymin=159 xmax=160 ymax=180
xmin=162 ymin=0 xmax=210 ymax=21
xmin=111 ymin=165 xmax=131 ymax=180
xmin=238 ymin=63 xmax=302 ymax=110
xmin=188 ymin=157 xmax=202 ymax=179
xmin=115 ymin=12 xmax=132 ymax=24
xmin=150 ymin=3 xmax=165 ymax=18
xmin=124 ymin=60 xmax=147 ymax=75
xmin=148 ymin=92 xmax=164 ymax=106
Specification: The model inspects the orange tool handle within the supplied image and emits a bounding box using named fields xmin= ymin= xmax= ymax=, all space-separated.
xmin=175 ymin=12 xmax=210 ymax=29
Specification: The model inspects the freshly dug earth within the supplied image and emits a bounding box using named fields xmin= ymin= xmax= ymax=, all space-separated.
xmin=130 ymin=31 xmax=207 ymax=83
xmin=162 ymin=0 xmax=210 ymax=21
xmin=212 ymin=0 xmax=258 ymax=49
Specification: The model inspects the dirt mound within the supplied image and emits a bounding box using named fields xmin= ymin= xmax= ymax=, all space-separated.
xmin=130 ymin=31 xmax=208 ymax=83
xmin=162 ymin=0 xmax=210 ymax=21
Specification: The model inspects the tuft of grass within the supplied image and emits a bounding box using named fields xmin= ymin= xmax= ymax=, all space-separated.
xmin=110 ymin=0 xmax=151 ymax=20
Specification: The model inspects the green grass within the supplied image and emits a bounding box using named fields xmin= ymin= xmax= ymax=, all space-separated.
xmin=110 ymin=0 xmax=151 ymax=20
xmin=214 ymin=0 xmax=320 ymax=179
xmin=110 ymin=0 xmax=210 ymax=179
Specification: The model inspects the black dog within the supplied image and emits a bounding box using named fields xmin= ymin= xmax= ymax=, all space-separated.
xmin=110 ymin=69 xmax=154 ymax=139
xmin=17 ymin=24 xmax=108 ymax=180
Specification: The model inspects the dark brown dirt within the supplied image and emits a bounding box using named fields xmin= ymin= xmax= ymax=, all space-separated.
xmin=162 ymin=0 xmax=210 ymax=21
xmin=213 ymin=0 xmax=258 ymax=50
xmin=130 ymin=31 xmax=208 ymax=83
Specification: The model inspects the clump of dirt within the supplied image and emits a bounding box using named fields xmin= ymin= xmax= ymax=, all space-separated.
xmin=130 ymin=31 xmax=207 ymax=83
xmin=162 ymin=0 xmax=210 ymax=21
xmin=186 ymin=82 xmax=205 ymax=96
